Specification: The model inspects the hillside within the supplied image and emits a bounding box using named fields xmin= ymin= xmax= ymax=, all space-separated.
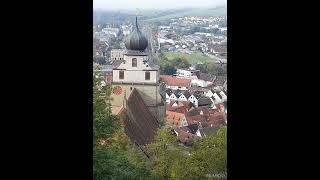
xmin=140 ymin=6 xmax=227 ymax=22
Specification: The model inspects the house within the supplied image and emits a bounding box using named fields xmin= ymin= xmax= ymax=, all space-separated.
xmin=178 ymin=91 xmax=191 ymax=101
xmin=223 ymin=80 xmax=227 ymax=92
xmin=186 ymin=115 xmax=208 ymax=128
xmin=219 ymin=90 xmax=227 ymax=101
xmin=190 ymin=79 xmax=209 ymax=87
xmin=186 ymin=107 xmax=218 ymax=117
xmin=188 ymin=94 xmax=201 ymax=107
xmin=110 ymin=49 xmax=124 ymax=61
xmin=196 ymin=126 xmax=221 ymax=137
xmin=165 ymin=89 xmax=172 ymax=103
xmin=176 ymin=68 xmax=200 ymax=77
xmin=212 ymin=92 xmax=223 ymax=104
xmin=169 ymin=92 xmax=178 ymax=101
xmin=160 ymin=75 xmax=191 ymax=90
xmin=173 ymin=127 xmax=200 ymax=146
xmin=204 ymin=89 xmax=214 ymax=98
xmin=185 ymin=124 xmax=199 ymax=134
xmin=206 ymin=112 xmax=227 ymax=128
xmin=166 ymin=111 xmax=188 ymax=127
xmin=198 ymin=97 xmax=213 ymax=108
xmin=188 ymin=87 xmax=210 ymax=96
xmin=166 ymin=100 xmax=195 ymax=114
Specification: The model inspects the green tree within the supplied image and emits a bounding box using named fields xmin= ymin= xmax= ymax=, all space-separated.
xmin=173 ymin=57 xmax=191 ymax=69
xmin=183 ymin=126 xmax=227 ymax=179
xmin=93 ymin=74 xmax=151 ymax=180
xmin=148 ymin=128 xmax=180 ymax=179
xmin=197 ymin=62 xmax=216 ymax=75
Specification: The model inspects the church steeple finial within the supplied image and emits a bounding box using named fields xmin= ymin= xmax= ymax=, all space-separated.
xmin=135 ymin=8 xmax=139 ymax=29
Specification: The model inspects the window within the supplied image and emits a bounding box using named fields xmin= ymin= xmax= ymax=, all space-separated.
xmin=145 ymin=71 xmax=150 ymax=80
xmin=132 ymin=58 xmax=137 ymax=67
xmin=119 ymin=71 xmax=124 ymax=79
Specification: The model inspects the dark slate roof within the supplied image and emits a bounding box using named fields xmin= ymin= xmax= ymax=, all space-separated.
xmin=192 ymin=93 xmax=202 ymax=100
xmin=125 ymin=17 xmax=148 ymax=51
xmin=216 ymin=92 xmax=223 ymax=99
xmin=165 ymin=89 xmax=173 ymax=95
xmin=119 ymin=88 xmax=159 ymax=145
xmin=183 ymin=91 xmax=191 ymax=99
xmin=198 ymin=97 xmax=212 ymax=106
xmin=112 ymin=60 xmax=125 ymax=68
xmin=185 ymin=124 xmax=199 ymax=134
xmin=173 ymin=89 xmax=183 ymax=97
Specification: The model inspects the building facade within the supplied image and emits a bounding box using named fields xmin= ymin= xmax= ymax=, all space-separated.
xmin=110 ymin=17 xmax=165 ymax=123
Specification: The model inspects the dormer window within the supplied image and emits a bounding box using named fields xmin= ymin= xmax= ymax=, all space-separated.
xmin=132 ymin=58 xmax=137 ymax=67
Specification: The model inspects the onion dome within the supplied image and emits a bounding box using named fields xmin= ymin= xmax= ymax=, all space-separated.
xmin=125 ymin=17 xmax=148 ymax=51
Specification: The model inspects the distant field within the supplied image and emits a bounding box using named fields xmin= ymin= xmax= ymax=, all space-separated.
xmin=142 ymin=6 xmax=227 ymax=22
xmin=163 ymin=52 xmax=217 ymax=64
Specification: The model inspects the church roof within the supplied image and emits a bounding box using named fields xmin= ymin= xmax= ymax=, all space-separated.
xmin=118 ymin=88 xmax=159 ymax=145
xmin=125 ymin=17 xmax=148 ymax=51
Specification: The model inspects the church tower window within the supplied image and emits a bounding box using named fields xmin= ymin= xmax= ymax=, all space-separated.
xmin=119 ymin=71 xmax=124 ymax=79
xmin=145 ymin=71 xmax=150 ymax=80
xmin=132 ymin=58 xmax=137 ymax=67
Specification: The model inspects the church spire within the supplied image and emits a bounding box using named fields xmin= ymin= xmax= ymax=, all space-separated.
xmin=135 ymin=16 xmax=138 ymax=29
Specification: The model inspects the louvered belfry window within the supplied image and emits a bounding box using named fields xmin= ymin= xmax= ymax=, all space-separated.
xmin=132 ymin=58 xmax=137 ymax=67
xmin=145 ymin=71 xmax=150 ymax=80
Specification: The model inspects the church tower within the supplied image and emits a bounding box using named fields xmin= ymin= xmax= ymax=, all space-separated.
xmin=110 ymin=17 xmax=165 ymax=123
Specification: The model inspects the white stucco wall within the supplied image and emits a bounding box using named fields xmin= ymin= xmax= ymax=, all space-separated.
xmin=205 ymin=90 xmax=214 ymax=97
xmin=212 ymin=93 xmax=223 ymax=104
xmin=188 ymin=95 xmax=198 ymax=107
xmin=169 ymin=94 xmax=177 ymax=101
xmin=113 ymin=54 xmax=159 ymax=84
xmin=191 ymin=79 xmax=208 ymax=87
xmin=113 ymin=70 xmax=158 ymax=84
xmin=178 ymin=94 xmax=188 ymax=101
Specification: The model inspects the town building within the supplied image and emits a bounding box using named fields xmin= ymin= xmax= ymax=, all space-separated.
xmin=110 ymin=49 xmax=124 ymax=61
xmin=110 ymin=17 xmax=166 ymax=128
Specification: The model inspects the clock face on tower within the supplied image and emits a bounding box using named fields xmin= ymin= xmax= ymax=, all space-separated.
xmin=113 ymin=86 xmax=122 ymax=95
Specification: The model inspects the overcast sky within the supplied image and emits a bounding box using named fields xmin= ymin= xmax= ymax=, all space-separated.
xmin=93 ymin=0 xmax=226 ymax=10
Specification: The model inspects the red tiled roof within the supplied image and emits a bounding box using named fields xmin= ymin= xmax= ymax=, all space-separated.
xmin=173 ymin=127 xmax=200 ymax=146
xmin=166 ymin=111 xmax=185 ymax=127
xmin=186 ymin=115 xmax=207 ymax=125
xmin=160 ymin=75 xmax=191 ymax=87
xmin=206 ymin=112 xmax=226 ymax=128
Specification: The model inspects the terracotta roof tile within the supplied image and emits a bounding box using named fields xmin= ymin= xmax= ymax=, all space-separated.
xmin=173 ymin=127 xmax=200 ymax=146
xmin=166 ymin=111 xmax=185 ymax=126
xmin=160 ymin=75 xmax=191 ymax=87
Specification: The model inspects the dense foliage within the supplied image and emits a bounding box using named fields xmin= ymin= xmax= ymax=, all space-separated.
xmin=93 ymin=74 xmax=151 ymax=179
xmin=149 ymin=127 xmax=227 ymax=179
xmin=159 ymin=56 xmax=190 ymax=75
